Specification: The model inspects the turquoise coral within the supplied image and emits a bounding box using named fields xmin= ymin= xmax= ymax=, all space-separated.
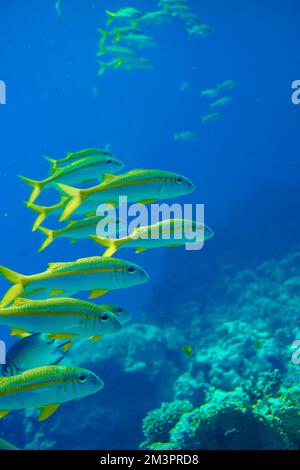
xmin=141 ymin=386 xmax=295 ymax=450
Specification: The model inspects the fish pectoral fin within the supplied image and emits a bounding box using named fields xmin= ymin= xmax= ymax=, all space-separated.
xmin=135 ymin=248 xmax=148 ymax=253
xmin=47 ymin=333 xmax=77 ymax=341
xmin=88 ymin=335 xmax=103 ymax=342
xmin=0 ymin=410 xmax=10 ymax=419
xmin=89 ymin=289 xmax=109 ymax=299
xmin=139 ymin=199 xmax=157 ymax=205
xmin=50 ymin=289 xmax=65 ymax=296
xmin=10 ymin=328 xmax=31 ymax=338
xmin=39 ymin=404 xmax=60 ymax=422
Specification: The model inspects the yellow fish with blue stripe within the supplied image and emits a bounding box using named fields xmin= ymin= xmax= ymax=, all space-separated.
xmin=45 ymin=148 xmax=115 ymax=172
xmin=0 ymin=256 xmax=150 ymax=307
xmin=0 ymin=297 xmax=122 ymax=342
xmin=37 ymin=215 xmax=122 ymax=252
xmin=91 ymin=219 xmax=214 ymax=257
xmin=0 ymin=365 xmax=103 ymax=421
xmin=19 ymin=155 xmax=124 ymax=204
xmin=56 ymin=169 xmax=195 ymax=221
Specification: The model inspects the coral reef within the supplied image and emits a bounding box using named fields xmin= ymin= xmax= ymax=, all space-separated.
xmin=141 ymin=378 xmax=297 ymax=450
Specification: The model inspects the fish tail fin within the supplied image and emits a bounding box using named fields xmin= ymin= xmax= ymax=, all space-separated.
xmin=19 ymin=175 xmax=44 ymax=204
xmin=37 ymin=226 xmax=59 ymax=252
xmin=0 ymin=266 xmax=25 ymax=308
xmin=97 ymin=44 xmax=106 ymax=56
xmin=25 ymin=202 xmax=48 ymax=231
xmin=99 ymin=28 xmax=109 ymax=44
xmin=0 ymin=266 xmax=23 ymax=285
xmin=90 ymin=235 xmax=120 ymax=257
xmin=98 ymin=62 xmax=108 ymax=76
xmin=112 ymin=29 xmax=122 ymax=43
xmin=114 ymin=58 xmax=125 ymax=69
xmin=44 ymin=156 xmax=57 ymax=172
xmin=106 ymin=10 xmax=116 ymax=25
xmin=55 ymin=183 xmax=83 ymax=221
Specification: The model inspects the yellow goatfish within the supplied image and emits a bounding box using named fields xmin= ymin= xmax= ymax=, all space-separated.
xmin=0 ymin=256 xmax=150 ymax=307
xmin=0 ymin=365 xmax=103 ymax=421
xmin=45 ymin=148 xmax=115 ymax=172
xmin=0 ymin=297 xmax=122 ymax=342
xmin=19 ymin=155 xmax=124 ymax=204
xmin=37 ymin=215 xmax=123 ymax=252
xmin=90 ymin=219 xmax=214 ymax=257
xmin=56 ymin=169 xmax=195 ymax=221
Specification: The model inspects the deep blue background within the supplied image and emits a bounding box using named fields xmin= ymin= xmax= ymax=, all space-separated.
xmin=0 ymin=0 xmax=299 ymax=381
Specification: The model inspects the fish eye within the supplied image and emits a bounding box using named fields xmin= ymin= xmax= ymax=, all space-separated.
xmin=100 ymin=313 xmax=110 ymax=323
xmin=106 ymin=159 xmax=113 ymax=164
xmin=127 ymin=266 xmax=136 ymax=274
xmin=77 ymin=374 xmax=88 ymax=384
xmin=176 ymin=177 xmax=184 ymax=184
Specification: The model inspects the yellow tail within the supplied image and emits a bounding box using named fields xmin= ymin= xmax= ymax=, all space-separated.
xmin=37 ymin=226 xmax=59 ymax=252
xmin=19 ymin=175 xmax=44 ymax=204
xmin=98 ymin=28 xmax=109 ymax=44
xmin=90 ymin=235 xmax=120 ymax=257
xmin=44 ymin=156 xmax=57 ymax=173
xmin=106 ymin=10 xmax=116 ymax=25
xmin=55 ymin=183 xmax=83 ymax=221
xmin=0 ymin=266 xmax=25 ymax=307
xmin=25 ymin=196 xmax=69 ymax=231
xmin=25 ymin=202 xmax=48 ymax=231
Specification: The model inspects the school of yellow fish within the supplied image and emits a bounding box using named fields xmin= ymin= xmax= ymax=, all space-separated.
xmin=97 ymin=0 xmax=212 ymax=75
xmin=0 ymin=0 xmax=218 ymax=449
xmin=0 ymin=144 xmax=213 ymax=438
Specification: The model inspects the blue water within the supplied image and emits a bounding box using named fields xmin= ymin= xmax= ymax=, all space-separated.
xmin=0 ymin=0 xmax=300 ymax=450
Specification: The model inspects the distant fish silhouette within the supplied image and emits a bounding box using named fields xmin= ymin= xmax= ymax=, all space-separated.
xmin=55 ymin=0 xmax=66 ymax=24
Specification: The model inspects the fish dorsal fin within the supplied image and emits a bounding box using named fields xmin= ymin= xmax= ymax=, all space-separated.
xmin=101 ymin=173 xmax=117 ymax=184
xmin=13 ymin=298 xmax=32 ymax=306
xmin=47 ymin=262 xmax=64 ymax=271
xmin=39 ymin=404 xmax=60 ymax=422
